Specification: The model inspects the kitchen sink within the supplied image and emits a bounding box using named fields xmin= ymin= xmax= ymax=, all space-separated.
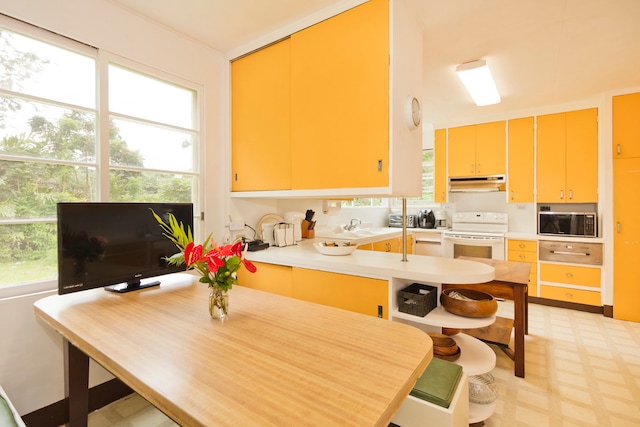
xmin=314 ymin=226 xmax=399 ymax=240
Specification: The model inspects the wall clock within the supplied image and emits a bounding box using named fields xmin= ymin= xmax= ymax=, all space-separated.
xmin=405 ymin=96 xmax=421 ymax=129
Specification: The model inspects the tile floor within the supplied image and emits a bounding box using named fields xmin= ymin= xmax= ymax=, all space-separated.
xmin=86 ymin=302 xmax=640 ymax=426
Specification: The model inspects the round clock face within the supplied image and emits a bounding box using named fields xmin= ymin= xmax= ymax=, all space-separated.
xmin=405 ymin=96 xmax=421 ymax=129
xmin=411 ymin=97 xmax=421 ymax=127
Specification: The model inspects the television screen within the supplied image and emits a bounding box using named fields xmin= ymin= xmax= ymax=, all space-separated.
xmin=57 ymin=202 xmax=193 ymax=294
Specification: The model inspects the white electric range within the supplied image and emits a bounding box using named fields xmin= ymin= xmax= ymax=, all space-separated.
xmin=442 ymin=212 xmax=508 ymax=260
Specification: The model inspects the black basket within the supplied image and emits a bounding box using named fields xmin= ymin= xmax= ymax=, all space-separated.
xmin=398 ymin=283 xmax=437 ymax=317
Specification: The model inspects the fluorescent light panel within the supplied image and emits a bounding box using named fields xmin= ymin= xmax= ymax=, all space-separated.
xmin=456 ymin=59 xmax=501 ymax=106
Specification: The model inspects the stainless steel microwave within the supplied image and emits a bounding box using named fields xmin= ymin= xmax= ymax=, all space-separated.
xmin=538 ymin=212 xmax=597 ymax=237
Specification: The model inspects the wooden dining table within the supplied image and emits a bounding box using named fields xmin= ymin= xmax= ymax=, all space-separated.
xmin=34 ymin=273 xmax=433 ymax=427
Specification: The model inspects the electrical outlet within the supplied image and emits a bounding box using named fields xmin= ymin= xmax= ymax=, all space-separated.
xmin=229 ymin=219 xmax=245 ymax=231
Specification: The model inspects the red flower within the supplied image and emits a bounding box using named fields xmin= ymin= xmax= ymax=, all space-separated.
xmin=231 ymin=241 xmax=257 ymax=273
xmin=184 ymin=242 xmax=203 ymax=267
xmin=202 ymin=250 xmax=225 ymax=273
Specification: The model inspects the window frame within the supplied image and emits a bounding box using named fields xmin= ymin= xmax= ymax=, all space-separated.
xmin=0 ymin=18 xmax=205 ymax=298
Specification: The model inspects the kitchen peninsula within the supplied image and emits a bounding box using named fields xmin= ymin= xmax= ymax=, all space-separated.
xmin=242 ymin=239 xmax=499 ymax=426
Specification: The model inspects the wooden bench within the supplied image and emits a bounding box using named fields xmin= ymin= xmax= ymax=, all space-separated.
xmin=392 ymin=358 xmax=469 ymax=427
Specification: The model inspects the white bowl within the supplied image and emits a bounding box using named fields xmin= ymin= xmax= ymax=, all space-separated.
xmin=313 ymin=242 xmax=358 ymax=256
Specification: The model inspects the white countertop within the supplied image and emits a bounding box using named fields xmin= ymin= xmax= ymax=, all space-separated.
xmin=245 ymin=239 xmax=495 ymax=284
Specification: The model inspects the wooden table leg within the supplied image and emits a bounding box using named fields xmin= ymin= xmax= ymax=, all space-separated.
xmin=64 ymin=339 xmax=89 ymax=427
xmin=525 ymin=287 xmax=529 ymax=335
xmin=513 ymin=288 xmax=525 ymax=378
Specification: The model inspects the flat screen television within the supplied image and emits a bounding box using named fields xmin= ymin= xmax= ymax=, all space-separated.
xmin=57 ymin=202 xmax=193 ymax=294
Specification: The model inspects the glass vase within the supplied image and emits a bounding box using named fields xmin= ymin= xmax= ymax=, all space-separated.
xmin=209 ymin=287 xmax=229 ymax=320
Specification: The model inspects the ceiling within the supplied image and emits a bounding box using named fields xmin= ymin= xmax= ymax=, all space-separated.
xmin=112 ymin=0 xmax=640 ymax=126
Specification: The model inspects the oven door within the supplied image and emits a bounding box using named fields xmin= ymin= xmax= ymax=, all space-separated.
xmin=442 ymin=232 xmax=505 ymax=260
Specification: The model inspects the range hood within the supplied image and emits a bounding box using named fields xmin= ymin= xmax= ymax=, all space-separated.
xmin=449 ymin=175 xmax=506 ymax=192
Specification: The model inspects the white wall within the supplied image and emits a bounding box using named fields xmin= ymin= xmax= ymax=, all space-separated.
xmin=0 ymin=0 xmax=227 ymax=415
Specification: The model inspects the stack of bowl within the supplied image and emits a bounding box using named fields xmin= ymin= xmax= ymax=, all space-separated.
xmin=428 ymin=333 xmax=461 ymax=361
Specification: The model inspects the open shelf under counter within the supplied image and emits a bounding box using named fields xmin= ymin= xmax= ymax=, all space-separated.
xmin=392 ymin=306 xmax=496 ymax=329
xmin=449 ymin=333 xmax=496 ymax=376
xmin=470 ymin=400 xmax=497 ymax=424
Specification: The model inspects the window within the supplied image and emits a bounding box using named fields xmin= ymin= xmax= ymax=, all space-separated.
xmin=0 ymin=18 xmax=202 ymax=292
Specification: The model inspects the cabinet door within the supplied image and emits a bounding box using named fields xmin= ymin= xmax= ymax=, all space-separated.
xmin=290 ymin=0 xmax=389 ymax=189
xmin=536 ymin=112 xmax=566 ymax=202
xmin=613 ymin=92 xmax=640 ymax=159
xmin=540 ymin=263 xmax=601 ymax=288
xmin=613 ymin=158 xmax=640 ymax=321
xmin=291 ymin=268 xmax=388 ymax=318
xmin=448 ymin=125 xmax=476 ymax=177
xmin=566 ymin=108 xmax=598 ymax=202
xmin=475 ymin=121 xmax=506 ymax=176
xmin=231 ymin=39 xmax=291 ymax=191
xmin=372 ymin=238 xmax=394 ymax=252
xmin=507 ymin=117 xmax=534 ymax=202
xmin=540 ymin=285 xmax=600 ymax=306
xmin=236 ymin=262 xmax=293 ymax=297
xmin=434 ymin=129 xmax=447 ymax=202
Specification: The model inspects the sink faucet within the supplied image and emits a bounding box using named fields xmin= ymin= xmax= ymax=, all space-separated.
xmin=344 ymin=218 xmax=362 ymax=231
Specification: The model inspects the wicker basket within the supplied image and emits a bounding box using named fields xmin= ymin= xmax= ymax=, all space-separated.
xmin=398 ymin=283 xmax=437 ymax=317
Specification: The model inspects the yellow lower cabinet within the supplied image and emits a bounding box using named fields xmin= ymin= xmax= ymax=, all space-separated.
xmin=539 ymin=263 xmax=601 ymax=288
xmin=292 ymin=268 xmax=388 ymax=318
xmin=373 ymin=238 xmax=396 ymax=252
xmin=507 ymin=239 xmax=538 ymax=297
xmin=539 ymin=262 xmax=601 ymax=306
xmin=540 ymin=285 xmax=601 ymax=306
xmin=371 ymin=236 xmax=411 ymax=253
xmin=236 ymin=262 xmax=293 ymax=297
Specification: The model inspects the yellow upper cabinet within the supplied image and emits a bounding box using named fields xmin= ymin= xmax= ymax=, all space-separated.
xmin=507 ymin=117 xmax=534 ymax=202
xmin=448 ymin=121 xmax=506 ymax=177
xmin=231 ymin=39 xmax=291 ymax=191
xmin=434 ymin=129 xmax=447 ymax=202
xmin=448 ymin=125 xmax=476 ymax=177
xmin=613 ymin=92 xmax=640 ymax=159
xmin=537 ymin=108 xmax=598 ymax=203
xmin=230 ymin=0 xmax=423 ymax=196
xmin=290 ymin=0 xmax=389 ymax=190
xmin=476 ymin=121 xmax=507 ymax=176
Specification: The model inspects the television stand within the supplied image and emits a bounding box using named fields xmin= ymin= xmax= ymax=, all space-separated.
xmin=105 ymin=280 xmax=160 ymax=293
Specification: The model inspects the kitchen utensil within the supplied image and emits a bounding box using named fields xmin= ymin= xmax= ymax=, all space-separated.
xmin=261 ymin=223 xmax=276 ymax=246
xmin=313 ymin=242 xmax=358 ymax=256
xmin=468 ymin=373 xmax=498 ymax=404
xmin=418 ymin=210 xmax=436 ymax=228
xmin=440 ymin=288 xmax=498 ymax=318
xmin=284 ymin=212 xmax=305 ymax=242
xmin=257 ymin=213 xmax=284 ymax=240
xmin=274 ymin=222 xmax=294 ymax=247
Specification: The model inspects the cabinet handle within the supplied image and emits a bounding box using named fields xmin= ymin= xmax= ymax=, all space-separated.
xmin=234 ymin=173 xmax=238 ymax=182
xmin=477 ymin=164 xmax=481 ymax=173
xmin=441 ymin=192 xmax=445 ymax=201
xmin=565 ymin=292 xmax=574 ymax=298
xmin=510 ymin=191 xmax=514 ymax=200
xmin=519 ymin=243 xmax=525 ymax=248
xmin=617 ymin=222 xmax=621 ymax=233
xmin=569 ymin=190 xmax=573 ymax=200
xmin=617 ymin=144 xmax=621 ymax=155
xmin=565 ymin=273 xmax=573 ymax=278
xmin=519 ymin=255 xmax=526 ymax=259
xmin=560 ymin=190 xmax=564 ymax=200
xmin=470 ymin=164 xmax=474 ymax=173
xmin=386 ymin=242 xmax=391 ymax=252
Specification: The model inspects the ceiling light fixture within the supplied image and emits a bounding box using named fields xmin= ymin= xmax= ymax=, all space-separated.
xmin=456 ymin=59 xmax=501 ymax=106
